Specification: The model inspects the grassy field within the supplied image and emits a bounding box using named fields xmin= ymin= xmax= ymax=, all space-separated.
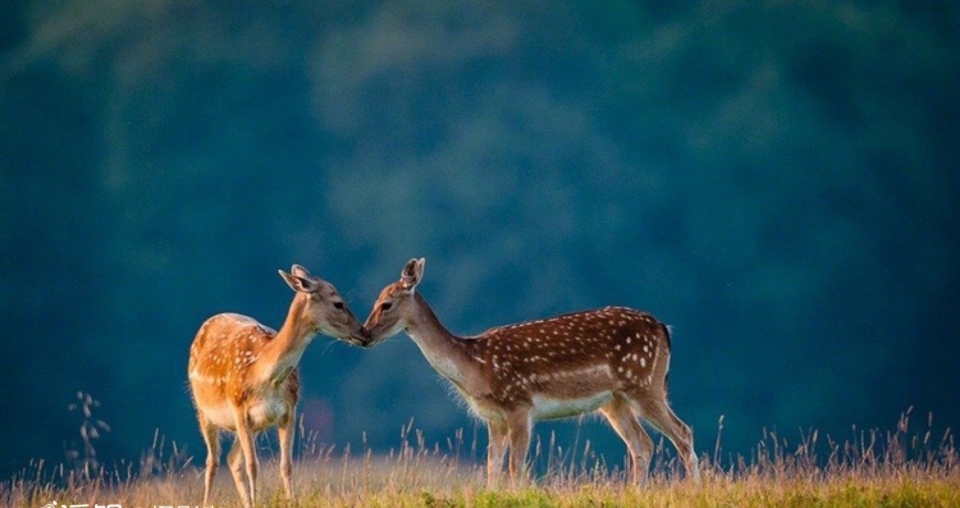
xmin=3 ymin=410 xmax=958 ymax=507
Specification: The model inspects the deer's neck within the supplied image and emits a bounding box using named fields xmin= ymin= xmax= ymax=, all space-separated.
xmin=405 ymin=293 xmax=476 ymax=388
xmin=255 ymin=297 xmax=316 ymax=387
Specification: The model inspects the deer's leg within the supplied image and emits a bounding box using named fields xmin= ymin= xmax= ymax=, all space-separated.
xmin=232 ymin=409 xmax=259 ymax=508
xmin=227 ymin=438 xmax=251 ymax=507
xmin=599 ymin=394 xmax=653 ymax=484
xmin=486 ymin=419 xmax=509 ymax=488
xmin=638 ymin=398 xmax=700 ymax=483
xmin=277 ymin=413 xmax=295 ymax=499
xmin=505 ymin=410 xmax=532 ymax=486
xmin=198 ymin=414 xmax=220 ymax=507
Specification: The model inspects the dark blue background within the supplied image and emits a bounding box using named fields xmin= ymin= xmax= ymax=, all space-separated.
xmin=1 ymin=1 xmax=958 ymax=478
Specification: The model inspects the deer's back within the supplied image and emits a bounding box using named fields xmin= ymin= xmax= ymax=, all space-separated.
xmin=473 ymin=306 xmax=669 ymax=363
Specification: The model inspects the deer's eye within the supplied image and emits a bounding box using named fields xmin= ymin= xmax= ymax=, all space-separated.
xmin=380 ymin=302 xmax=393 ymax=311
xmin=333 ymin=301 xmax=345 ymax=310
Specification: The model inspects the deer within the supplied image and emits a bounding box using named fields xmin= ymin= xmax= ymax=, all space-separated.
xmin=362 ymin=258 xmax=701 ymax=486
xmin=187 ymin=264 xmax=368 ymax=508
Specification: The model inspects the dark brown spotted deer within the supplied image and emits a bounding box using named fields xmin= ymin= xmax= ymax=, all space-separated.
xmin=187 ymin=265 xmax=367 ymax=508
xmin=362 ymin=258 xmax=700 ymax=486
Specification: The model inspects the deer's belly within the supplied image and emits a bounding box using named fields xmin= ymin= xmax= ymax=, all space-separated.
xmin=531 ymin=391 xmax=613 ymax=420
xmin=247 ymin=397 xmax=289 ymax=431
xmin=196 ymin=397 xmax=288 ymax=432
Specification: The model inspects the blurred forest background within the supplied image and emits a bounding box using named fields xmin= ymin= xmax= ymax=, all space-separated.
xmin=1 ymin=1 xmax=958 ymax=479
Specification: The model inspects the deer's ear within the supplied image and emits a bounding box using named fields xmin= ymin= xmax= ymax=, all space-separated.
xmin=290 ymin=264 xmax=312 ymax=279
xmin=399 ymin=258 xmax=425 ymax=291
xmin=280 ymin=269 xmax=316 ymax=294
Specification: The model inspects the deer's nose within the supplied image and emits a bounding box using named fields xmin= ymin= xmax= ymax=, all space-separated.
xmin=355 ymin=327 xmax=373 ymax=347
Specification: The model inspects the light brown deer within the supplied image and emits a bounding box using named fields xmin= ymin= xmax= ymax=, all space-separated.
xmin=187 ymin=265 xmax=367 ymax=508
xmin=362 ymin=258 xmax=700 ymax=485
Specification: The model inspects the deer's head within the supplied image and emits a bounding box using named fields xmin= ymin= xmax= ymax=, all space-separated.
xmin=362 ymin=257 xmax=425 ymax=346
xmin=279 ymin=264 xmax=368 ymax=347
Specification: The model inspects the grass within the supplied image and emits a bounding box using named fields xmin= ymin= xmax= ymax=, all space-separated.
xmin=3 ymin=402 xmax=958 ymax=507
